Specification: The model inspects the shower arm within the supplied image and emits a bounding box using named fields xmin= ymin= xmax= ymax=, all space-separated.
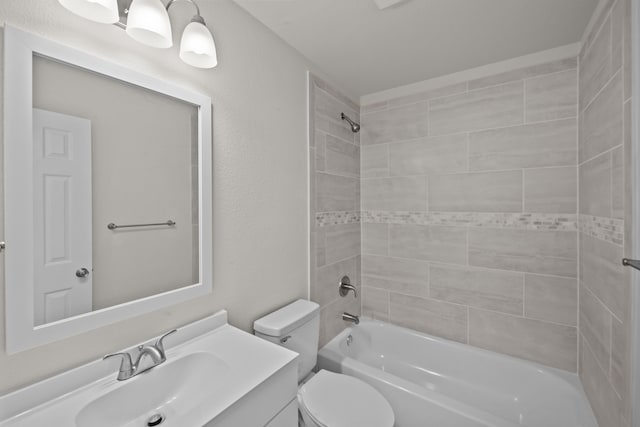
xmin=340 ymin=112 xmax=361 ymax=132
xmin=341 ymin=113 xmax=354 ymax=125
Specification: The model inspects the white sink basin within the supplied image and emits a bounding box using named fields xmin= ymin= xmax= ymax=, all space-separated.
xmin=76 ymin=352 xmax=230 ymax=427
xmin=0 ymin=311 xmax=299 ymax=427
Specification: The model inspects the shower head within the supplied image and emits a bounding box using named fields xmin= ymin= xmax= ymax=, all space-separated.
xmin=341 ymin=113 xmax=361 ymax=133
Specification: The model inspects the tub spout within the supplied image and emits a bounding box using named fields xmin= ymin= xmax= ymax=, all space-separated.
xmin=342 ymin=312 xmax=360 ymax=325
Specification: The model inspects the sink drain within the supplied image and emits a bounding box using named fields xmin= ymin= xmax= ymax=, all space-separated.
xmin=146 ymin=413 xmax=165 ymax=427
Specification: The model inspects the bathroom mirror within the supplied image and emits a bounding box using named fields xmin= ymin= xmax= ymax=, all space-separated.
xmin=4 ymin=26 xmax=213 ymax=354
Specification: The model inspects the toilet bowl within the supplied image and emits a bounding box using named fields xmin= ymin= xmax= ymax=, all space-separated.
xmin=298 ymin=370 xmax=394 ymax=427
xmin=253 ymin=299 xmax=394 ymax=427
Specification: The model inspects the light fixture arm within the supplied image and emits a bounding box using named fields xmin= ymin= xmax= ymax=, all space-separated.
xmin=166 ymin=0 xmax=202 ymax=20
xmin=115 ymin=0 xmax=205 ymax=27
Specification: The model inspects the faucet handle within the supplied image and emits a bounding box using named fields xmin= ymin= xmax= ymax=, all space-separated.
xmin=103 ymin=352 xmax=133 ymax=379
xmin=339 ymin=276 xmax=358 ymax=298
xmin=155 ymin=329 xmax=177 ymax=358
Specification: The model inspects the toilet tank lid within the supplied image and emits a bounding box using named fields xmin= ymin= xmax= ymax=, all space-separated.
xmin=253 ymin=299 xmax=320 ymax=337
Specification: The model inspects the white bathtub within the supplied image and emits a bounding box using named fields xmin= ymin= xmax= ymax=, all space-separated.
xmin=317 ymin=319 xmax=597 ymax=427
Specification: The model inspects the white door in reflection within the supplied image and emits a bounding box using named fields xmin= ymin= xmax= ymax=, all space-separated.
xmin=33 ymin=109 xmax=93 ymax=325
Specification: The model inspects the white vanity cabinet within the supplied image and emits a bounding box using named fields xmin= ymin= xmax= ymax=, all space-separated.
xmin=206 ymin=357 xmax=298 ymax=427
xmin=265 ymin=401 xmax=298 ymax=427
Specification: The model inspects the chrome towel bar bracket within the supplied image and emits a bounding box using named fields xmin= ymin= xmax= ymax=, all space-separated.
xmin=622 ymin=258 xmax=640 ymax=271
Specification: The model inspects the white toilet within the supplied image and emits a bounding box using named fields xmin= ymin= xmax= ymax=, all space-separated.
xmin=254 ymin=299 xmax=395 ymax=427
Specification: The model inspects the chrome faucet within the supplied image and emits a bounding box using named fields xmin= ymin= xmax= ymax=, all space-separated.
xmin=342 ymin=312 xmax=360 ymax=325
xmin=103 ymin=329 xmax=177 ymax=381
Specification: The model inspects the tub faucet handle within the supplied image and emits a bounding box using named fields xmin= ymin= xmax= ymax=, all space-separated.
xmin=339 ymin=276 xmax=358 ymax=298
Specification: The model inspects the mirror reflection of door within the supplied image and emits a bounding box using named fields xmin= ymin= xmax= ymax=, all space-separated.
xmin=33 ymin=108 xmax=93 ymax=325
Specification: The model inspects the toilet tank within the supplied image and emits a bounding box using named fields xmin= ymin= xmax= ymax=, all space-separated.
xmin=253 ymin=299 xmax=320 ymax=381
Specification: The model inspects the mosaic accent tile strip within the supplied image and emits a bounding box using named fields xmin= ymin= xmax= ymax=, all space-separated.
xmin=361 ymin=211 xmax=578 ymax=231
xmin=578 ymin=214 xmax=624 ymax=246
xmin=316 ymin=211 xmax=361 ymax=227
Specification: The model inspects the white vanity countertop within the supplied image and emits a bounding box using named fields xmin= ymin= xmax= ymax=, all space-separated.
xmin=0 ymin=311 xmax=299 ymax=427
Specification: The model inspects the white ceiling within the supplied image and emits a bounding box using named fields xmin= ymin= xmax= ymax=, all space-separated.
xmin=232 ymin=0 xmax=599 ymax=97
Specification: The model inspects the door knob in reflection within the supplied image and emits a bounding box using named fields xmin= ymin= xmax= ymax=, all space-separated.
xmin=75 ymin=268 xmax=90 ymax=278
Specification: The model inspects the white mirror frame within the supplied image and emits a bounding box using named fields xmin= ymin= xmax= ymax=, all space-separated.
xmin=4 ymin=26 xmax=213 ymax=354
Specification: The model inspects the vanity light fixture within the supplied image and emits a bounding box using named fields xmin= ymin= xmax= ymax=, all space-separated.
xmin=58 ymin=0 xmax=120 ymax=23
xmin=57 ymin=0 xmax=218 ymax=68
xmin=179 ymin=13 xmax=218 ymax=68
xmin=125 ymin=0 xmax=173 ymax=48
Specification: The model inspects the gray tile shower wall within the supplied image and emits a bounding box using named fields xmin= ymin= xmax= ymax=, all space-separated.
xmin=578 ymin=0 xmax=633 ymax=426
xmin=309 ymin=75 xmax=361 ymax=347
xmin=360 ymin=57 xmax=580 ymax=372
xmin=312 ymin=7 xmax=635 ymax=423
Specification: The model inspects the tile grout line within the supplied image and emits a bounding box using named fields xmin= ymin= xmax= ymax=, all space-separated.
xmin=362 ymin=164 xmax=580 ymax=180
xmin=523 ymin=77 xmax=527 ymax=124
xmin=362 ymin=116 xmax=576 ymax=147
xmin=363 ymin=253 xmax=578 ymax=281
xmin=313 ymin=84 xmax=359 ymax=113
xmin=523 ymin=67 xmax=578 ymax=85
xmin=467 ymin=63 xmax=577 ymax=93
xmin=610 ymin=151 xmax=615 ymax=219
xmin=465 ymin=228 xmax=470 ymax=266
xmin=466 ymin=306 xmax=470 ymax=344
xmin=388 ymin=288 xmax=579 ymax=329
xmin=465 ymin=132 xmax=470 ymax=173
xmin=583 ymin=2 xmax=615 ymax=59
xmin=386 ymin=221 xmax=391 ymax=258
xmin=609 ymin=316 xmax=613 ymax=384
xmin=581 ymin=336 xmax=616 ymax=389
xmin=521 ymin=169 xmax=526 ymax=213
xmin=582 ymin=279 xmax=625 ymax=325
xmin=316 ymin=170 xmax=360 ymax=180
xmin=577 ymin=142 xmax=623 ymax=167
xmin=580 ymin=68 xmax=622 ymax=115
xmin=364 ymin=86 xmax=468 ymax=114
xmin=522 ymin=274 xmax=526 ymax=317
xmin=317 ymin=254 xmax=361 ymax=271
xmin=362 ymin=64 xmax=578 ymax=115
xmin=576 ymin=48 xmax=582 ymax=372
xmin=316 ymin=125 xmax=360 ymax=147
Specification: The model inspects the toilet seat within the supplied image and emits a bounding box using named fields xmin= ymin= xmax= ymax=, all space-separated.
xmin=298 ymin=370 xmax=394 ymax=427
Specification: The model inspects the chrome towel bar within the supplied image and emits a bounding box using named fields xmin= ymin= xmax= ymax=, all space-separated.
xmin=107 ymin=220 xmax=176 ymax=230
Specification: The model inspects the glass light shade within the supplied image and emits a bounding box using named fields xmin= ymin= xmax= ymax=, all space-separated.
xmin=180 ymin=21 xmax=218 ymax=69
xmin=58 ymin=0 xmax=119 ymax=24
xmin=125 ymin=0 xmax=173 ymax=48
